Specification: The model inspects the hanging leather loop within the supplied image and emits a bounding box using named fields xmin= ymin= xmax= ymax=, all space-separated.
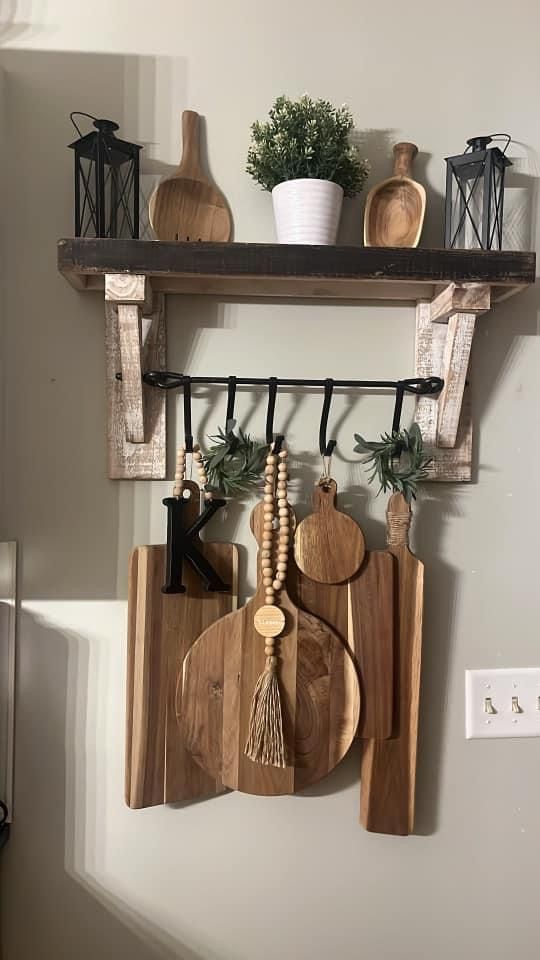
xmin=319 ymin=378 xmax=337 ymax=457
xmin=183 ymin=376 xmax=193 ymax=453
xmin=226 ymin=376 xmax=237 ymax=432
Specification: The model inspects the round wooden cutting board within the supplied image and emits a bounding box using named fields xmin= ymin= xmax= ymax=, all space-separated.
xmin=178 ymin=504 xmax=360 ymax=796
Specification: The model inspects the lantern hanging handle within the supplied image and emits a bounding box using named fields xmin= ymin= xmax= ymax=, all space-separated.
xmin=69 ymin=111 xmax=99 ymax=138
xmin=490 ymin=134 xmax=512 ymax=156
xmin=465 ymin=133 xmax=512 ymax=155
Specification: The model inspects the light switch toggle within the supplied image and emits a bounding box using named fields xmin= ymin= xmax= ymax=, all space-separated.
xmin=511 ymin=696 xmax=523 ymax=714
xmin=484 ymin=697 xmax=497 ymax=714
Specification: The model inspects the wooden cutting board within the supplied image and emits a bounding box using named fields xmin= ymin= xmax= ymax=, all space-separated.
xmin=125 ymin=482 xmax=238 ymax=809
xmin=289 ymin=548 xmax=394 ymax=741
xmin=350 ymin=551 xmax=394 ymax=739
xmin=294 ymin=479 xmax=365 ymax=584
xmin=149 ymin=110 xmax=231 ymax=242
xmin=360 ymin=493 xmax=424 ymax=835
xmin=180 ymin=503 xmax=360 ymax=796
xmin=364 ymin=142 xmax=426 ymax=248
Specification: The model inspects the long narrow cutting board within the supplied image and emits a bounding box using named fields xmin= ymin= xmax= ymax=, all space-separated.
xmin=360 ymin=493 xmax=424 ymax=835
xmin=125 ymin=482 xmax=238 ymax=809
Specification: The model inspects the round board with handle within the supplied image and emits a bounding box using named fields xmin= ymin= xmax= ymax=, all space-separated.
xmin=180 ymin=497 xmax=360 ymax=796
xmin=294 ymin=478 xmax=366 ymax=584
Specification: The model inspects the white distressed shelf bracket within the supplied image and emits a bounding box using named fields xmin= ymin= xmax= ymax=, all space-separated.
xmin=414 ymin=283 xmax=490 ymax=482
xmin=104 ymin=274 xmax=167 ymax=479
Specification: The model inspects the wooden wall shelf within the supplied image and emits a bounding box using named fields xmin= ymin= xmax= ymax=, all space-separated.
xmin=57 ymin=239 xmax=536 ymax=481
xmin=59 ymin=239 xmax=534 ymax=302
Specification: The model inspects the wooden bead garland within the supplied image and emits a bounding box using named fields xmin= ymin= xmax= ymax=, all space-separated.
xmin=245 ymin=444 xmax=289 ymax=768
xmin=173 ymin=444 xmax=213 ymax=501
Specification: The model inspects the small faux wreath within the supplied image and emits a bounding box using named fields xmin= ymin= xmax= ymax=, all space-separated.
xmin=354 ymin=423 xmax=431 ymax=503
xmin=203 ymin=422 xmax=269 ymax=496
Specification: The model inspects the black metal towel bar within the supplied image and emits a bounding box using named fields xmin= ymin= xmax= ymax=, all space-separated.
xmin=138 ymin=371 xmax=443 ymax=453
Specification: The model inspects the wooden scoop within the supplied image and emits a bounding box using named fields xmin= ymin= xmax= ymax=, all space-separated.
xmin=180 ymin=503 xmax=360 ymax=796
xmin=364 ymin=143 xmax=426 ymax=248
xmin=149 ymin=110 xmax=232 ymax=242
xmin=294 ymin=479 xmax=365 ymax=584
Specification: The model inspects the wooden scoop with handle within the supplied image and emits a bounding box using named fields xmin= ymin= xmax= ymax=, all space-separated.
xmin=180 ymin=502 xmax=360 ymax=796
xmin=364 ymin=142 xmax=426 ymax=247
xmin=149 ymin=110 xmax=232 ymax=242
xmin=360 ymin=493 xmax=424 ymax=835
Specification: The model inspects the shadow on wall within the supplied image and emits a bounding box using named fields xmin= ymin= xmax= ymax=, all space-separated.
xmin=1 ymin=609 xmax=204 ymax=960
xmin=0 ymin=46 xmax=220 ymax=602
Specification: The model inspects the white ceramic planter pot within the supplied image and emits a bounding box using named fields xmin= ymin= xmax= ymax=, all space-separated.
xmin=271 ymin=178 xmax=344 ymax=244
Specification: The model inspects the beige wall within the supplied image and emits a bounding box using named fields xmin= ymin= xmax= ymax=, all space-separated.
xmin=1 ymin=2 xmax=540 ymax=958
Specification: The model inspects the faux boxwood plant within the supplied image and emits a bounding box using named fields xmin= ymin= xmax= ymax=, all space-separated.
xmin=247 ymin=94 xmax=370 ymax=196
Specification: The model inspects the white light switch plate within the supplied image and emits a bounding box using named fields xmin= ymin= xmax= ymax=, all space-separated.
xmin=466 ymin=668 xmax=540 ymax=739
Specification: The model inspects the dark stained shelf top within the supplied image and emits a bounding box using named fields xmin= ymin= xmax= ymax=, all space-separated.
xmin=58 ymin=239 xmax=536 ymax=303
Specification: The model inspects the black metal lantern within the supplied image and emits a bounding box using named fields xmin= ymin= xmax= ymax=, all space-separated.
xmin=444 ymin=135 xmax=512 ymax=250
xmin=69 ymin=113 xmax=142 ymax=239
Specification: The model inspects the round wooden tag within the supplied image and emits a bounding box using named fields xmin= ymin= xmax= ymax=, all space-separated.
xmin=253 ymin=604 xmax=285 ymax=638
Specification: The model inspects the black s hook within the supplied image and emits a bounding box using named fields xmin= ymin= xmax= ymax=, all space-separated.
xmin=266 ymin=377 xmax=284 ymax=454
xmin=183 ymin=376 xmax=193 ymax=453
xmin=319 ymin=378 xmax=337 ymax=457
xmin=226 ymin=376 xmax=237 ymax=432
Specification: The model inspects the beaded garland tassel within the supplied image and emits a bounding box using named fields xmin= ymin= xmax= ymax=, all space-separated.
xmin=244 ymin=444 xmax=289 ymax=768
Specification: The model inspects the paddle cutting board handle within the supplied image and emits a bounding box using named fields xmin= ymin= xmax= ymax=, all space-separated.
xmin=312 ymin=478 xmax=338 ymax=512
xmin=178 ymin=110 xmax=202 ymax=178
xmin=392 ymin=142 xmax=418 ymax=178
xmin=386 ymin=492 xmax=412 ymax=547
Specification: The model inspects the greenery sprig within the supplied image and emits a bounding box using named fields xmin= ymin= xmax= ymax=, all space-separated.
xmin=354 ymin=424 xmax=431 ymax=504
xmin=203 ymin=423 xmax=269 ymax=496
xmin=246 ymin=94 xmax=370 ymax=196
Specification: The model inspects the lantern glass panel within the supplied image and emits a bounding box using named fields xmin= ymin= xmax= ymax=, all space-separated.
xmin=447 ymin=152 xmax=487 ymax=250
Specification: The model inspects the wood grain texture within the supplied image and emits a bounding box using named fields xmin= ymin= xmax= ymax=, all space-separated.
xmin=58 ymin=240 xmax=536 ymax=302
xmin=117 ymin=303 xmax=144 ymax=443
xmin=415 ymin=300 xmax=472 ymax=482
xmin=288 ymin=549 xmax=394 ymax=741
xmin=125 ymin=482 xmax=238 ymax=809
xmin=294 ymin=480 xmax=365 ymax=584
xmin=149 ymin=111 xmax=231 ymax=243
xmin=350 ymin=551 xmax=394 ymax=739
xmin=364 ymin=143 xmax=426 ymax=248
xmin=430 ymin=282 xmax=490 ymax=323
xmin=105 ymin=273 xmax=147 ymax=304
xmin=181 ymin=504 xmax=360 ymax=796
xmin=436 ymin=312 xmax=475 ymax=449
xmin=105 ymin=294 xmax=166 ymax=479
xmin=360 ymin=494 xmax=424 ymax=835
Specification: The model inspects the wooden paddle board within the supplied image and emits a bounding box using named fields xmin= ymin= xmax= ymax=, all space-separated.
xmin=294 ymin=479 xmax=365 ymax=584
xmin=360 ymin=493 xmax=424 ymax=834
xmin=149 ymin=110 xmax=231 ymax=242
xmin=180 ymin=503 xmax=360 ymax=796
xmin=125 ymin=482 xmax=238 ymax=808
